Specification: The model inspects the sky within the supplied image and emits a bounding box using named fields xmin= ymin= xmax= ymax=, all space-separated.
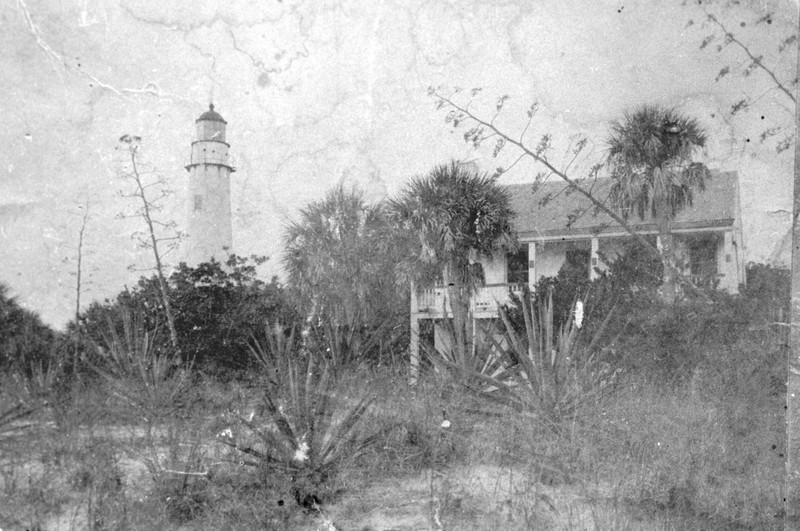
xmin=1 ymin=0 xmax=797 ymax=329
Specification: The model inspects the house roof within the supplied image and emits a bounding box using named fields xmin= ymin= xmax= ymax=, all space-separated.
xmin=506 ymin=170 xmax=738 ymax=240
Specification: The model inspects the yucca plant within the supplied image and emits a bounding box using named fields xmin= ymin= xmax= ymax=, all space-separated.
xmin=476 ymin=287 xmax=619 ymax=431
xmin=0 ymin=401 xmax=36 ymax=441
xmin=310 ymin=315 xmax=403 ymax=367
xmin=0 ymin=347 xmax=67 ymax=439
xmin=217 ymin=321 xmax=389 ymax=508
xmin=422 ymin=315 xmax=516 ymax=396
xmin=93 ymin=310 xmax=190 ymax=421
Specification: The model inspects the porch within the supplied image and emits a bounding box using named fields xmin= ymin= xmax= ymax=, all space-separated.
xmin=411 ymin=283 xmax=526 ymax=319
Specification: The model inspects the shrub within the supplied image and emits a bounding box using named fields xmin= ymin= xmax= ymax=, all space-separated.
xmin=77 ymin=255 xmax=292 ymax=373
xmin=419 ymin=315 xmax=511 ymax=391
xmin=489 ymin=288 xmax=618 ymax=430
xmin=0 ymin=283 xmax=58 ymax=374
xmin=743 ymin=262 xmax=790 ymax=324
xmin=216 ymin=322 xmax=392 ymax=509
xmin=92 ymin=310 xmax=191 ymax=423
xmin=611 ymin=289 xmax=780 ymax=385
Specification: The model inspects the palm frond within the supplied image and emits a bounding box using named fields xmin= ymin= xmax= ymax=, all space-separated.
xmin=389 ymin=160 xmax=517 ymax=291
xmin=607 ymin=105 xmax=710 ymax=222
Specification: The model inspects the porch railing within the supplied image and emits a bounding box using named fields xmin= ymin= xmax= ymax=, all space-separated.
xmin=414 ymin=283 xmax=526 ymax=315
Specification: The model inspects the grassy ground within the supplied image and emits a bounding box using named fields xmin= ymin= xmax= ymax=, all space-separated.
xmin=0 ymin=332 xmax=786 ymax=530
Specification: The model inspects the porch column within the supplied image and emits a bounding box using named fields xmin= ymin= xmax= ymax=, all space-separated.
xmin=409 ymin=282 xmax=419 ymax=385
xmin=590 ymin=237 xmax=600 ymax=280
xmin=528 ymin=242 xmax=537 ymax=290
xmin=720 ymin=230 xmax=739 ymax=293
xmin=409 ymin=315 xmax=419 ymax=386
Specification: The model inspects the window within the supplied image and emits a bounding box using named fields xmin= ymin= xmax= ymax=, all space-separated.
xmin=193 ymin=194 xmax=203 ymax=211
xmin=507 ymin=244 xmax=528 ymax=284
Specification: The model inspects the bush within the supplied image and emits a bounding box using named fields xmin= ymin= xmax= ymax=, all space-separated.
xmin=742 ymin=263 xmax=790 ymax=324
xmin=76 ymin=255 xmax=292 ymax=373
xmin=522 ymin=248 xmax=787 ymax=385
xmin=480 ymin=288 xmax=619 ymax=431
xmin=92 ymin=310 xmax=191 ymax=423
xmin=0 ymin=283 xmax=58 ymax=374
xmin=215 ymin=321 xmax=393 ymax=509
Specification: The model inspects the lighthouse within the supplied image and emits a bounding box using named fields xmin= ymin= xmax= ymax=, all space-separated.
xmin=184 ymin=104 xmax=234 ymax=266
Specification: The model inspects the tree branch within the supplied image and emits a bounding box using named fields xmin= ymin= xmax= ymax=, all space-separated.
xmin=705 ymin=13 xmax=795 ymax=103
xmin=432 ymin=90 xmax=709 ymax=299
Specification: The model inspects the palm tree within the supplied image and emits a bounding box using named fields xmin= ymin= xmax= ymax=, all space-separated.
xmin=283 ymin=184 xmax=404 ymax=362
xmin=389 ymin=161 xmax=517 ymax=374
xmin=606 ymin=105 xmax=711 ymax=305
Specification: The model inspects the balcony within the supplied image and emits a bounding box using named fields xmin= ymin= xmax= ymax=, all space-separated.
xmin=413 ymin=283 xmax=526 ymax=317
xmin=186 ymin=153 xmax=237 ymax=171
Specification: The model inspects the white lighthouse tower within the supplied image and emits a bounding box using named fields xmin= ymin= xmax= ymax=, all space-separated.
xmin=184 ymin=104 xmax=234 ymax=266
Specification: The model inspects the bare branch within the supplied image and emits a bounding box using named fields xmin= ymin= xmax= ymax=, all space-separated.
xmin=118 ymin=136 xmax=180 ymax=348
xmin=504 ymin=153 xmax=527 ymax=175
xmin=431 ymin=90 xmax=708 ymax=299
xmin=704 ymin=12 xmax=795 ymax=103
xmin=519 ymin=105 xmax=537 ymax=145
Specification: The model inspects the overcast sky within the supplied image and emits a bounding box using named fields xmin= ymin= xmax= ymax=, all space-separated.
xmin=1 ymin=0 xmax=796 ymax=328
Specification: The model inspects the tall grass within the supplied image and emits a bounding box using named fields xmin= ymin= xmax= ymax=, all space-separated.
xmin=0 ymin=292 xmax=785 ymax=529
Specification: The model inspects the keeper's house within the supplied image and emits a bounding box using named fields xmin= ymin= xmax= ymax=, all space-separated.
xmin=409 ymin=171 xmax=745 ymax=362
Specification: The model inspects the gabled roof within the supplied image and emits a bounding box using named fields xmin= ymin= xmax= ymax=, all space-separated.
xmin=506 ymin=171 xmax=738 ymax=239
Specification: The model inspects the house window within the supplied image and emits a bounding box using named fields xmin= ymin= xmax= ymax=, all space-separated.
xmin=193 ymin=194 xmax=203 ymax=211
xmin=507 ymin=244 xmax=528 ymax=284
xmin=688 ymin=236 xmax=718 ymax=277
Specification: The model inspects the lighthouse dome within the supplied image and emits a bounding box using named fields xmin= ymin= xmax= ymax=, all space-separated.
xmin=197 ymin=103 xmax=227 ymax=124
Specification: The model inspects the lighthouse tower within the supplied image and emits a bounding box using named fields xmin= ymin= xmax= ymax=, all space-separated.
xmin=184 ymin=104 xmax=234 ymax=266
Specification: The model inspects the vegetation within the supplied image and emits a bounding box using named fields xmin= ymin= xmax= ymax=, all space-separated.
xmin=0 ymin=283 xmax=57 ymax=374
xmin=218 ymin=322 xmax=390 ymax=509
xmin=0 ymin=171 xmax=788 ymax=530
xmin=283 ymin=184 xmax=408 ymax=365
xmin=283 ymin=184 xmax=402 ymax=329
xmin=117 ymin=134 xmax=182 ymax=347
xmin=606 ymin=105 xmax=711 ymax=305
xmin=0 ymin=280 xmax=785 ymax=528
xmin=76 ymin=255 xmax=289 ymax=372
xmin=390 ymin=161 xmax=517 ymax=377
xmin=489 ymin=289 xmax=618 ymax=430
